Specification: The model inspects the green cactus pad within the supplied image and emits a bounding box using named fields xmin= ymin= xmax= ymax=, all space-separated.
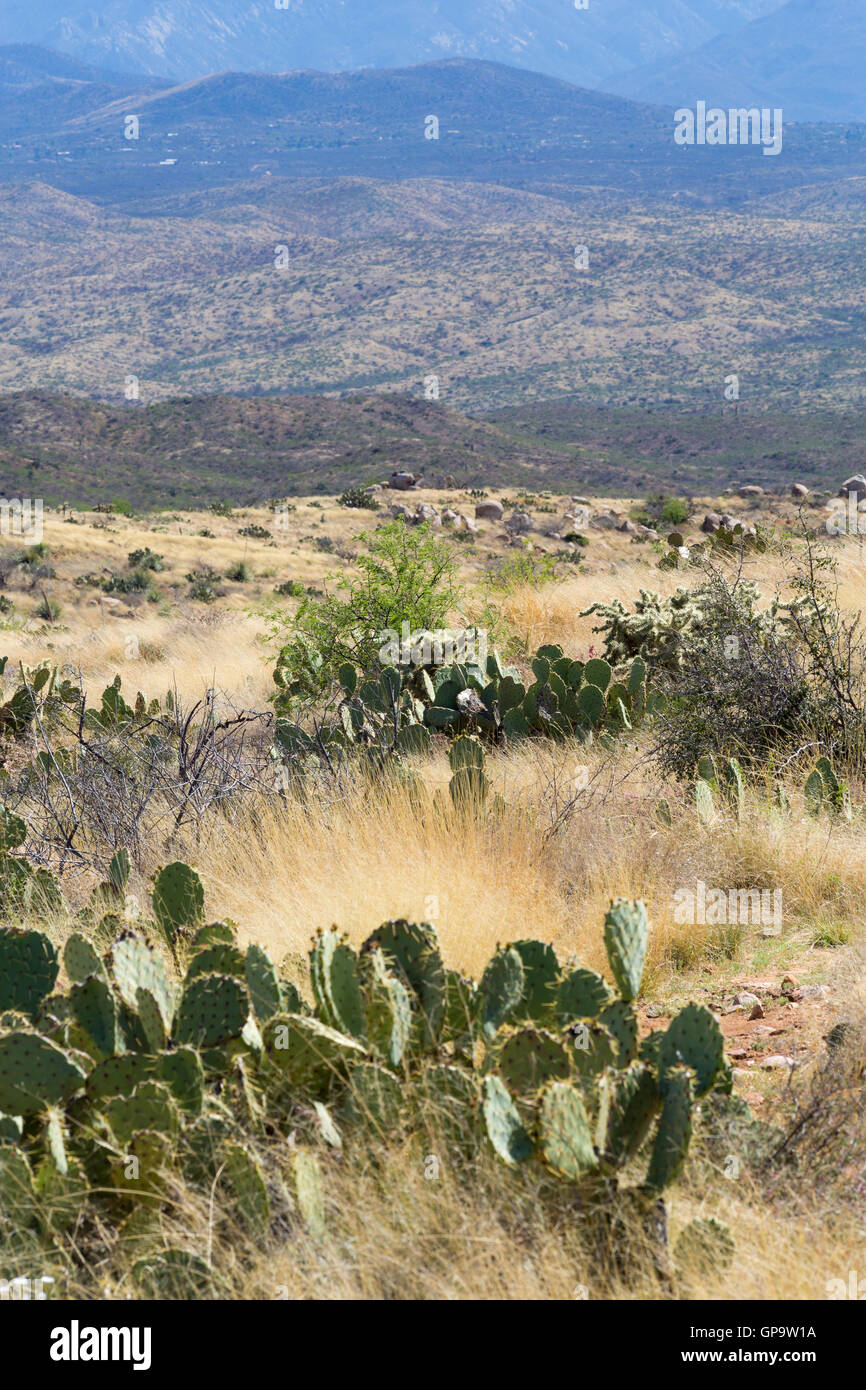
xmin=508 ymin=939 xmax=559 ymax=1022
xmin=414 ymin=1064 xmax=481 ymax=1151
xmin=440 ymin=969 xmax=477 ymax=1044
xmin=600 ymin=1063 xmax=660 ymax=1165
xmin=583 ymin=658 xmax=612 ymax=692
xmin=192 ymin=921 xmax=237 ymax=949
xmin=109 ymin=934 xmax=177 ymax=1025
xmin=659 ymin=1003 xmax=724 ymax=1097
xmin=222 ymin=1142 xmax=270 ymax=1239
xmin=598 ymin=999 xmax=639 ymax=1066
xmin=185 ymin=943 xmax=246 ymax=984
xmin=105 ymin=1080 xmax=179 ymax=1146
xmin=603 ymin=898 xmax=649 ymax=1003
xmin=0 ymin=1032 xmax=86 ymax=1114
xmin=482 ymin=1074 xmax=532 ymax=1165
xmin=538 ymin=1080 xmax=598 ymax=1180
xmin=360 ymin=920 xmax=445 ymax=1049
xmin=478 ymin=945 xmax=525 ymax=1038
xmin=555 ymin=967 xmax=614 ymax=1024
xmin=63 ymin=933 xmax=105 ymax=985
xmin=70 ymin=976 xmax=119 ymax=1057
xmin=804 ymin=768 xmax=824 ymax=816
xmin=87 ymin=1053 xmax=154 ymax=1101
xmin=502 ymin=707 xmax=531 ymax=739
xmin=495 ymin=1027 xmax=571 ymax=1095
xmin=175 ymin=973 xmax=250 ymax=1049
xmin=344 ymin=1061 xmax=404 ymax=1134
xmin=570 ymin=1021 xmax=619 ymax=1080
xmin=0 ymin=927 xmax=59 ymax=1017
xmin=360 ymin=948 xmax=411 ymax=1067
xmin=576 ymin=683 xmax=605 ymax=724
xmin=449 ymin=734 xmax=485 ymax=773
xmin=152 ymin=861 xmax=205 ymax=937
xmin=694 ymin=778 xmax=715 ymax=825
xmin=157 ymin=1048 xmax=204 ymax=1116
xmin=264 ymin=1014 xmax=366 ymax=1087
xmin=245 ymin=944 xmax=282 ymax=1023
xmin=645 ymin=1065 xmax=694 ymax=1192
xmin=135 ymin=988 xmax=167 ymax=1051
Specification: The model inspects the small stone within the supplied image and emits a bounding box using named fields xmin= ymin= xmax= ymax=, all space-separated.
xmin=761 ymin=1054 xmax=796 ymax=1069
xmin=733 ymin=992 xmax=762 ymax=1008
xmin=795 ymin=984 xmax=830 ymax=1000
xmin=748 ymin=1002 xmax=764 ymax=1020
xmin=791 ymin=483 xmax=809 ymax=499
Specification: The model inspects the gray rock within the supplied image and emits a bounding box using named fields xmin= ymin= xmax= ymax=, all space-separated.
xmin=739 ymin=485 xmax=764 ymax=497
xmin=475 ymin=499 xmax=504 ymax=521
xmin=839 ymin=474 xmax=866 ymax=500
xmin=702 ymin=512 xmax=723 ymax=533
xmin=791 ymin=483 xmax=809 ymax=499
xmin=389 ymin=471 xmax=422 ymax=490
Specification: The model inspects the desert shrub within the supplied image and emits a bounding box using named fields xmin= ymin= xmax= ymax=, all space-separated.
xmin=650 ymin=536 xmax=866 ymax=774
xmin=34 ymin=594 xmax=60 ymax=621
xmin=103 ymin=569 xmax=151 ymax=594
xmin=274 ymin=580 xmax=305 ymax=597
xmin=484 ymin=549 xmax=557 ymax=595
xmin=339 ymin=487 xmax=380 ymax=510
xmin=266 ymin=521 xmax=462 ymax=703
xmin=651 ymin=569 xmax=813 ymax=777
xmin=128 ymin=547 xmax=165 ymax=571
xmin=632 ymin=493 xmax=690 ymax=529
xmin=226 ymin=560 xmax=252 ymax=582
xmin=186 ymin=567 xmax=222 ymax=603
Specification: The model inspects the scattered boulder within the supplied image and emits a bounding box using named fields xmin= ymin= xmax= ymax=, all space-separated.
xmin=636 ymin=524 xmax=660 ymax=540
xmin=734 ymin=992 xmax=762 ymax=1009
xmin=701 ymin=512 xmax=723 ymax=533
xmin=455 ymin=513 xmax=478 ymax=533
xmin=839 ymin=474 xmax=866 ymax=500
xmin=761 ymin=1055 xmax=797 ymax=1070
xmin=591 ymin=513 xmax=618 ymax=530
xmin=571 ymin=496 xmax=590 ymax=505
xmin=389 ymin=471 xmax=422 ymax=491
xmin=791 ymin=483 xmax=809 ymax=499
xmin=618 ymin=520 xmax=639 ymax=536
xmin=506 ymin=511 xmax=533 ymax=534
xmin=440 ymin=508 xmax=459 ymax=525
xmin=739 ymin=485 xmax=764 ymax=497
xmin=474 ymin=499 xmax=504 ymax=521
xmin=414 ymin=502 xmax=440 ymax=526
xmin=389 ymin=503 xmax=412 ymax=519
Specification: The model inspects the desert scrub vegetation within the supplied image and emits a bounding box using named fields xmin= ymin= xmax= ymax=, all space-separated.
xmin=1 ymin=504 xmax=866 ymax=1301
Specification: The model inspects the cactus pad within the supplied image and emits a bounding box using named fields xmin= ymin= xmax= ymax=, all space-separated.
xmin=538 ymin=1081 xmax=598 ymax=1180
xmin=0 ymin=927 xmax=59 ymax=1017
xmin=603 ymin=898 xmax=649 ymax=1003
xmin=0 ymin=1032 xmax=86 ymax=1114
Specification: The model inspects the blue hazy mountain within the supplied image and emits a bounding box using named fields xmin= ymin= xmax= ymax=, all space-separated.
xmin=0 ymin=1 xmax=785 ymax=86
xmin=607 ymin=0 xmax=866 ymax=122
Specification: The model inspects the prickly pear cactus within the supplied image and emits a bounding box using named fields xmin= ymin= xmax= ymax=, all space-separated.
xmin=0 ymin=927 xmax=59 ymax=1017
xmin=603 ymin=899 xmax=648 ymax=1003
xmin=152 ymin=861 xmax=205 ymax=939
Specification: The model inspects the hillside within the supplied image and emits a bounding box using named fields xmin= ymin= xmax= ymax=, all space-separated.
xmin=1 ymin=388 xmax=864 ymax=507
xmin=3 ymin=58 xmax=864 ymax=213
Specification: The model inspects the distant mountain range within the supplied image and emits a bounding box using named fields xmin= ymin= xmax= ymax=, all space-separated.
xmin=2 ymin=52 xmax=863 ymax=216
xmin=606 ymin=0 xmax=866 ymax=123
xmin=0 ymin=2 xmax=787 ymax=88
